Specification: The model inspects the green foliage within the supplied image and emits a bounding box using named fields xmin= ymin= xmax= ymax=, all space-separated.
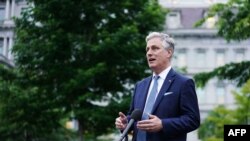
xmin=199 ymin=80 xmax=250 ymax=141
xmin=0 ymin=0 xmax=166 ymax=140
xmin=195 ymin=0 xmax=250 ymax=41
xmin=198 ymin=105 xmax=236 ymax=141
xmin=194 ymin=0 xmax=250 ymax=94
xmin=193 ymin=1 xmax=250 ymax=140
xmin=194 ymin=61 xmax=250 ymax=87
xmin=212 ymin=0 xmax=250 ymax=41
xmin=232 ymin=79 xmax=250 ymax=124
xmin=0 ymin=66 xmax=75 ymax=140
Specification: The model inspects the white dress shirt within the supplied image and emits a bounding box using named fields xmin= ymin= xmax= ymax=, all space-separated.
xmin=146 ymin=66 xmax=172 ymax=102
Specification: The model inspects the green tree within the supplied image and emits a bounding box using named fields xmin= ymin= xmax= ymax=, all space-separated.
xmin=194 ymin=1 xmax=250 ymax=140
xmin=0 ymin=0 xmax=166 ymax=140
xmin=198 ymin=105 xmax=236 ymax=141
xmin=0 ymin=65 xmax=77 ymax=141
xmin=195 ymin=0 xmax=250 ymax=41
xmin=198 ymin=80 xmax=250 ymax=141
xmin=194 ymin=0 xmax=250 ymax=87
xmin=232 ymin=79 xmax=250 ymax=124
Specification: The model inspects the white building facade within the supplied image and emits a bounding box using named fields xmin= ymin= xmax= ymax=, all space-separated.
xmin=160 ymin=0 xmax=250 ymax=140
xmin=0 ymin=0 xmax=26 ymax=67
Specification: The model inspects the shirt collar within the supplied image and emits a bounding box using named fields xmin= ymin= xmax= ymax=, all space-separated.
xmin=153 ymin=66 xmax=171 ymax=80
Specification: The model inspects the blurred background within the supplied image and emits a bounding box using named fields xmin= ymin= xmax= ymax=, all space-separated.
xmin=0 ymin=0 xmax=249 ymax=141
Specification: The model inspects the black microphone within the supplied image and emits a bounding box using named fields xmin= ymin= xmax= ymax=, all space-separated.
xmin=119 ymin=109 xmax=142 ymax=141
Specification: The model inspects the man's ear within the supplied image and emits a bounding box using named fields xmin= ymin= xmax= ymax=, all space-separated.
xmin=167 ymin=48 xmax=173 ymax=57
xmin=168 ymin=48 xmax=172 ymax=54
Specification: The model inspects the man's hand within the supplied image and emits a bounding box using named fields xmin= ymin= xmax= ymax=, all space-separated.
xmin=115 ymin=112 xmax=128 ymax=130
xmin=137 ymin=114 xmax=163 ymax=132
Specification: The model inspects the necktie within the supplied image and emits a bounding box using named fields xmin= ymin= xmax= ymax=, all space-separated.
xmin=136 ymin=75 xmax=159 ymax=141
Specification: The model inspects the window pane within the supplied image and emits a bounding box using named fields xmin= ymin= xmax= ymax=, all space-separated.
xmin=197 ymin=87 xmax=206 ymax=103
xmin=176 ymin=49 xmax=187 ymax=67
xmin=235 ymin=49 xmax=245 ymax=62
xmin=196 ymin=49 xmax=206 ymax=68
xmin=166 ymin=11 xmax=181 ymax=29
xmin=216 ymin=82 xmax=225 ymax=104
xmin=0 ymin=8 xmax=5 ymax=22
xmin=0 ymin=38 xmax=3 ymax=54
xmin=216 ymin=50 xmax=225 ymax=67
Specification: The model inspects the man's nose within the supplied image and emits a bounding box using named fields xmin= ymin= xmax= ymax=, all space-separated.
xmin=147 ymin=49 xmax=153 ymax=55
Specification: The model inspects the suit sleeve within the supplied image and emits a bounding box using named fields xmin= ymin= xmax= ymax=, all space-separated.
xmin=161 ymin=79 xmax=200 ymax=137
xmin=126 ymin=82 xmax=138 ymax=132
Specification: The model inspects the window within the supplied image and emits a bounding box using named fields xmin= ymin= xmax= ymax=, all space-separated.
xmin=216 ymin=82 xmax=225 ymax=104
xmin=0 ymin=38 xmax=3 ymax=55
xmin=176 ymin=49 xmax=187 ymax=68
xmin=197 ymin=87 xmax=206 ymax=104
xmin=0 ymin=7 xmax=5 ymax=22
xmin=166 ymin=11 xmax=181 ymax=29
xmin=216 ymin=49 xmax=225 ymax=67
xmin=235 ymin=49 xmax=245 ymax=62
xmin=196 ymin=48 xmax=206 ymax=68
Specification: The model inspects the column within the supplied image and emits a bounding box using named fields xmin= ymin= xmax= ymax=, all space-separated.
xmin=8 ymin=37 xmax=13 ymax=60
xmin=11 ymin=0 xmax=16 ymax=17
xmin=5 ymin=0 xmax=10 ymax=20
xmin=207 ymin=47 xmax=215 ymax=70
xmin=207 ymin=79 xmax=216 ymax=104
xmin=227 ymin=46 xmax=234 ymax=64
xmin=187 ymin=47 xmax=195 ymax=72
xmin=0 ymin=39 xmax=3 ymax=55
xmin=3 ymin=37 xmax=7 ymax=56
xmin=246 ymin=45 xmax=250 ymax=60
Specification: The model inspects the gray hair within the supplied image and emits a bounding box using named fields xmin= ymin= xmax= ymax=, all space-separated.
xmin=145 ymin=32 xmax=175 ymax=51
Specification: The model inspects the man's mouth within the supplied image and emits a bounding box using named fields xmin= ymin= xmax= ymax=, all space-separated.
xmin=148 ymin=58 xmax=156 ymax=62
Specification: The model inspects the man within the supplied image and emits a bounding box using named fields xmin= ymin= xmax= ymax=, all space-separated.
xmin=115 ymin=32 xmax=200 ymax=141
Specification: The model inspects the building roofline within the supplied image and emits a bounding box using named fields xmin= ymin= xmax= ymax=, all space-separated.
xmin=165 ymin=28 xmax=217 ymax=37
xmin=159 ymin=0 xmax=228 ymax=9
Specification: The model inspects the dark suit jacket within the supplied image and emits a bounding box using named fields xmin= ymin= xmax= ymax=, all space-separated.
xmin=129 ymin=68 xmax=200 ymax=141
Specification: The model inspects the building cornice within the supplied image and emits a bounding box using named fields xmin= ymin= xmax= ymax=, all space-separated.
xmin=165 ymin=28 xmax=217 ymax=37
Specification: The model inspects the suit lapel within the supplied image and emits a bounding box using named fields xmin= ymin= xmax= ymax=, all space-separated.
xmin=137 ymin=77 xmax=152 ymax=110
xmin=152 ymin=69 xmax=176 ymax=113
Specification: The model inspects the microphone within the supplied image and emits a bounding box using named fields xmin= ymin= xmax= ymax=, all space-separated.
xmin=119 ymin=109 xmax=142 ymax=141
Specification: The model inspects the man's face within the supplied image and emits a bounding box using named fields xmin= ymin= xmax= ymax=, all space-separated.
xmin=146 ymin=37 xmax=172 ymax=74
